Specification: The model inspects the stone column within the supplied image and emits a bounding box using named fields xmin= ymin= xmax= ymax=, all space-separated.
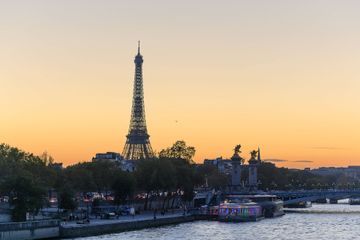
xmin=248 ymin=157 xmax=259 ymax=190
xmin=231 ymin=154 xmax=242 ymax=187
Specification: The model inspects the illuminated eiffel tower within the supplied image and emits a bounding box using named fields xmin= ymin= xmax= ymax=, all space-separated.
xmin=122 ymin=42 xmax=155 ymax=160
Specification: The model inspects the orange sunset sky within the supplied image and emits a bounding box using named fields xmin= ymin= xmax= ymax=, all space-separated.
xmin=1 ymin=1 xmax=360 ymax=168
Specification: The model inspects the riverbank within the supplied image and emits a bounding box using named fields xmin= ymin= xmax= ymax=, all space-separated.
xmin=5 ymin=204 xmax=358 ymax=239
xmin=70 ymin=212 xmax=360 ymax=240
xmin=60 ymin=212 xmax=196 ymax=239
xmin=0 ymin=220 xmax=59 ymax=240
xmin=60 ymin=204 xmax=360 ymax=240
xmin=0 ymin=212 xmax=197 ymax=240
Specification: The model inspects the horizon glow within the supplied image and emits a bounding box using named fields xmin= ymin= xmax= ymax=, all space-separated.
xmin=1 ymin=0 xmax=360 ymax=168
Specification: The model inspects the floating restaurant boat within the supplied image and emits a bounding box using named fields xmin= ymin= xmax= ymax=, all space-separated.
xmin=218 ymin=201 xmax=263 ymax=222
xmin=196 ymin=193 xmax=284 ymax=221
xmin=225 ymin=194 xmax=285 ymax=218
xmin=198 ymin=205 xmax=220 ymax=220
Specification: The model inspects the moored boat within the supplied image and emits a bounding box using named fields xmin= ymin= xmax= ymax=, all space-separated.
xmin=285 ymin=201 xmax=312 ymax=208
xmin=218 ymin=201 xmax=263 ymax=222
xmin=225 ymin=194 xmax=285 ymax=218
xmin=349 ymin=198 xmax=360 ymax=205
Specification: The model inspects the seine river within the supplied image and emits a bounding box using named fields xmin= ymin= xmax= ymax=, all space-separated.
xmin=73 ymin=204 xmax=360 ymax=240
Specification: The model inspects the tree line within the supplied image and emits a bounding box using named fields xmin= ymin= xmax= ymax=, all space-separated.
xmin=0 ymin=141 xmax=226 ymax=221
xmin=0 ymin=141 xmax=359 ymax=222
xmin=257 ymin=162 xmax=360 ymax=190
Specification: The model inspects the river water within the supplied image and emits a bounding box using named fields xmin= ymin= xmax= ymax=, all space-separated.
xmin=72 ymin=204 xmax=360 ymax=240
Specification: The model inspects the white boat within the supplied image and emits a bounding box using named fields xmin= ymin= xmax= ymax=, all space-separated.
xmin=218 ymin=200 xmax=263 ymax=222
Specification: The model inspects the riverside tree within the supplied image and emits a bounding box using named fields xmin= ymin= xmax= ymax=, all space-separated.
xmin=58 ymin=187 xmax=77 ymax=212
xmin=0 ymin=144 xmax=54 ymax=221
xmin=195 ymin=164 xmax=229 ymax=190
xmin=2 ymin=173 xmax=46 ymax=221
xmin=135 ymin=158 xmax=177 ymax=210
xmin=1 ymin=142 xmax=359 ymax=222
xmin=159 ymin=140 xmax=196 ymax=163
xmin=158 ymin=141 xmax=200 ymax=208
xmin=112 ymin=171 xmax=136 ymax=205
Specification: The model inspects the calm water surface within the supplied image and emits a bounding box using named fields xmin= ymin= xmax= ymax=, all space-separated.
xmin=71 ymin=204 xmax=360 ymax=240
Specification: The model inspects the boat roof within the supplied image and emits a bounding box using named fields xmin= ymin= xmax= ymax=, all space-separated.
xmin=226 ymin=194 xmax=277 ymax=198
xmin=220 ymin=202 xmax=260 ymax=208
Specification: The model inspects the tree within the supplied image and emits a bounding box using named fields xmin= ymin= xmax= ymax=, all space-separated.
xmin=159 ymin=140 xmax=195 ymax=163
xmin=112 ymin=171 xmax=136 ymax=205
xmin=207 ymin=171 xmax=229 ymax=190
xmin=2 ymin=173 xmax=46 ymax=222
xmin=157 ymin=141 xmax=198 ymax=207
xmin=89 ymin=161 xmax=119 ymax=194
xmin=195 ymin=164 xmax=229 ymax=190
xmin=58 ymin=188 xmax=77 ymax=212
xmin=64 ymin=163 xmax=96 ymax=193
xmin=168 ymin=158 xmax=195 ymax=203
xmin=0 ymin=144 xmax=54 ymax=221
xmin=257 ymin=162 xmax=340 ymax=191
xmin=135 ymin=158 xmax=176 ymax=210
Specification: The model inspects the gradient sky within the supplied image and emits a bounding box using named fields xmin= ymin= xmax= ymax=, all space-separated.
xmin=1 ymin=0 xmax=360 ymax=168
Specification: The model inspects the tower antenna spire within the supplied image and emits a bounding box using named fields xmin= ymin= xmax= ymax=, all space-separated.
xmin=138 ymin=40 xmax=141 ymax=54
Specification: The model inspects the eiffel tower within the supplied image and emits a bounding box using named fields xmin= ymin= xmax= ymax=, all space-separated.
xmin=122 ymin=42 xmax=155 ymax=160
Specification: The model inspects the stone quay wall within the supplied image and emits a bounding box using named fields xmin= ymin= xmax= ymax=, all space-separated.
xmin=0 ymin=220 xmax=60 ymax=240
xmin=60 ymin=215 xmax=196 ymax=238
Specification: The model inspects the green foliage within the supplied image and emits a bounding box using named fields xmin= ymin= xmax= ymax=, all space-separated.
xmin=3 ymin=141 xmax=359 ymax=222
xmin=112 ymin=172 xmax=136 ymax=205
xmin=156 ymin=141 xmax=200 ymax=203
xmin=257 ymin=162 xmax=347 ymax=190
xmin=169 ymin=158 xmax=197 ymax=201
xmin=64 ymin=161 xmax=121 ymax=193
xmin=195 ymin=164 xmax=229 ymax=190
xmin=0 ymin=144 xmax=53 ymax=221
xmin=159 ymin=140 xmax=196 ymax=163
xmin=2 ymin=174 xmax=46 ymax=221
xmin=0 ymin=144 xmax=56 ymax=188
xmin=58 ymin=188 xmax=77 ymax=211
xmin=136 ymin=145 xmax=201 ymax=208
xmin=207 ymin=172 xmax=229 ymax=190
xmin=89 ymin=161 xmax=119 ymax=193
xmin=64 ymin=162 xmax=96 ymax=193
xmin=135 ymin=158 xmax=177 ymax=193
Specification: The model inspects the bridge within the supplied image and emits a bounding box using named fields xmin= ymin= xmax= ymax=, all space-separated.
xmin=269 ymin=189 xmax=360 ymax=205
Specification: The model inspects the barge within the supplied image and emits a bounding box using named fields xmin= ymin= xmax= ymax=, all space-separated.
xmin=225 ymin=194 xmax=285 ymax=218
xmin=218 ymin=201 xmax=263 ymax=222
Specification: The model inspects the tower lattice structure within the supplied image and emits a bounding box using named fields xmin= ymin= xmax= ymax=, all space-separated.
xmin=122 ymin=42 xmax=155 ymax=160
